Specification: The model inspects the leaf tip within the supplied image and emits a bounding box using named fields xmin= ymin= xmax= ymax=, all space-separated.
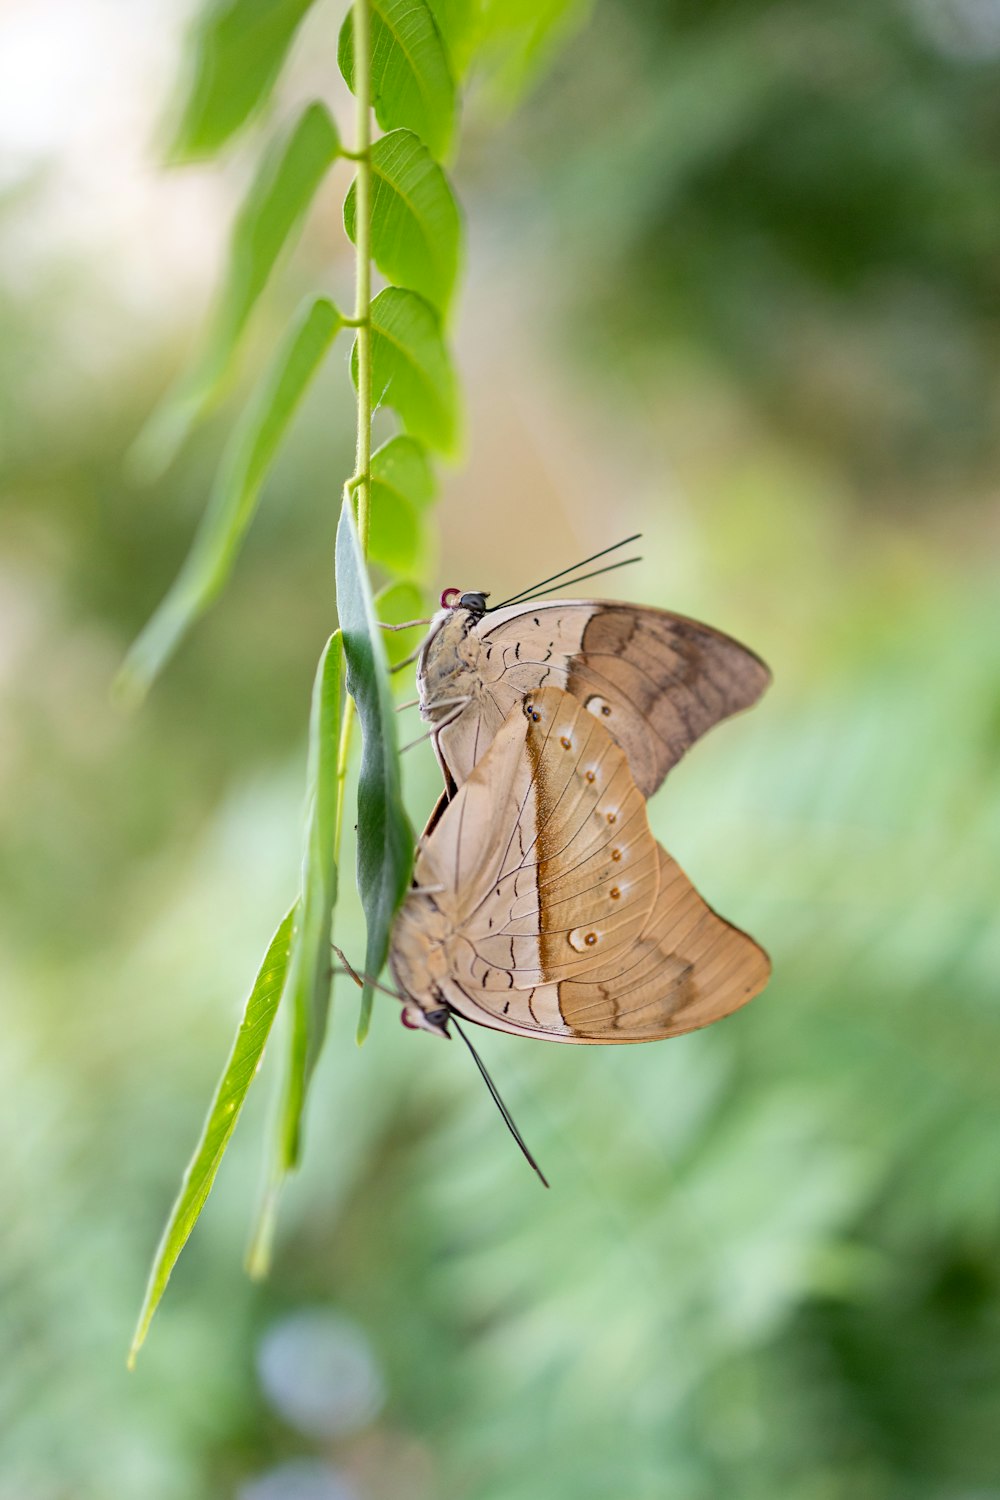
xmin=245 ymin=1183 xmax=282 ymax=1281
xmin=245 ymin=1246 xmax=272 ymax=1283
xmin=314 ymin=294 xmax=344 ymax=331
xmin=112 ymin=658 xmax=151 ymax=713
xmin=126 ymin=391 xmax=200 ymax=485
xmin=303 ymin=98 xmax=341 ymax=152
xmin=356 ymin=993 xmax=373 ymax=1046
xmin=127 ymin=1304 xmax=152 ymax=1370
xmin=114 ymin=608 xmax=181 ymax=706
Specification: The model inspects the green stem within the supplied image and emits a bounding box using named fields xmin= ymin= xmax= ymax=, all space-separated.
xmin=333 ymin=0 xmax=372 ymax=974
xmin=351 ymin=0 xmax=373 ymax=555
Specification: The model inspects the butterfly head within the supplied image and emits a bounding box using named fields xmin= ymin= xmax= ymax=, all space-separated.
xmin=439 ymin=587 xmax=489 ymax=617
xmin=400 ymin=1003 xmax=451 ymax=1038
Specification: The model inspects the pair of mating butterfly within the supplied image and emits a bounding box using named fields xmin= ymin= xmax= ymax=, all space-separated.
xmin=341 ymin=536 xmax=771 ymax=1182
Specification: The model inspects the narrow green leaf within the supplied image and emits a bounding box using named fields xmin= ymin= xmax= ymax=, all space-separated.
xmin=369 ymin=435 xmax=434 ymax=576
xmin=376 ymin=579 xmax=431 ymax=667
xmin=345 ymin=130 xmax=461 ymax=318
xmin=170 ymin=0 xmax=319 ymax=161
xmin=134 ymin=104 xmax=341 ymax=479
xmin=351 ymin=288 xmax=459 ymax=457
xmin=118 ymin=297 xmax=341 ymax=702
xmin=128 ymin=908 xmax=296 ymax=1367
xmin=338 ymin=0 xmax=455 ymax=161
xmin=335 ymin=506 xmax=414 ymax=1042
xmin=246 ymin=635 xmax=343 ymax=1275
xmin=278 ymin=632 xmax=343 ymax=1168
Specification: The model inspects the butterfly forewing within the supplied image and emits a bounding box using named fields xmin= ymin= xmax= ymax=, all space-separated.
xmin=424 ymin=600 xmax=771 ymax=797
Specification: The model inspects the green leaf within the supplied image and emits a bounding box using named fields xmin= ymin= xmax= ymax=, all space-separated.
xmin=372 ymin=434 xmax=435 ymax=510
xmin=376 ymin=579 xmax=431 ymax=667
xmin=345 ymin=130 xmax=462 ymax=318
xmin=335 ymin=505 xmax=414 ymax=1042
xmin=369 ymin=435 xmax=435 ymax=577
xmin=338 ymin=0 xmax=455 ymax=161
xmin=118 ymin=297 xmax=341 ymax=702
xmin=352 ymin=288 xmax=459 ymax=457
xmin=128 ymin=908 xmax=295 ymax=1367
xmin=475 ymin=0 xmax=590 ymax=100
xmin=133 ymin=103 xmax=341 ymax=479
xmin=170 ymin=0 xmax=320 ymax=161
xmin=277 ymin=632 xmax=343 ymax=1168
xmin=425 ymin=0 xmax=482 ymax=80
xmin=425 ymin=0 xmax=587 ymax=93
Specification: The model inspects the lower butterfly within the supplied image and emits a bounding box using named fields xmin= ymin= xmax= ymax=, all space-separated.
xmin=335 ymin=685 xmax=769 ymax=1184
xmin=390 ymin=685 xmax=769 ymax=1044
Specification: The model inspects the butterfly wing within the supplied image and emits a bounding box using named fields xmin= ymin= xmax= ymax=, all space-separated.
xmin=413 ymin=686 xmax=661 ymax=990
xmin=406 ymin=685 xmax=769 ymax=1043
xmin=552 ymin=845 xmax=770 ymax=1041
xmin=429 ymin=600 xmax=771 ymax=797
xmin=441 ymin=843 xmax=770 ymax=1044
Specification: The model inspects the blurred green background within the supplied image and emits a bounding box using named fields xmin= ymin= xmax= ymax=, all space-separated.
xmin=2 ymin=2 xmax=1000 ymax=1497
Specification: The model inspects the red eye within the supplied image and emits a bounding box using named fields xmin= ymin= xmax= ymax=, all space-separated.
xmin=440 ymin=587 xmax=461 ymax=608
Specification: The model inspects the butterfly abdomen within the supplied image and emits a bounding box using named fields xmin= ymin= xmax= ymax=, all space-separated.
xmin=388 ymin=893 xmax=453 ymax=1019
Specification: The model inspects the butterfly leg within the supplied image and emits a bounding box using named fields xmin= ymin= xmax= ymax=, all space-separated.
xmin=400 ymin=698 xmax=470 ymax=753
xmin=331 ymin=945 xmax=405 ymax=1001
xmin=378 ymin=618 xmax=431 ymax=631
xmin=332 ymin=945 xmax=364 ymax=989
xmin=389 ymin=645 xmax=425 ymax=673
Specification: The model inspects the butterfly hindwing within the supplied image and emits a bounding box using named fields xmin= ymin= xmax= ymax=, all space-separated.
xmin=552 ymin=846 xmax=770 ymax=1041
xmin=438 ymin=843 xmax=769 ymax=1044
xmin=395 ymin=686 xmax=770 ymax=1044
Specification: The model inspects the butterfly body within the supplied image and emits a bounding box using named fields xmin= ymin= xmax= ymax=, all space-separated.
xmin=417 ymin=596 xmax=771 ymax=798
xmin=389 ymin=687 xmax=770 ymax=1044
xmin=416 ymin=600 xmax=486 ymax=725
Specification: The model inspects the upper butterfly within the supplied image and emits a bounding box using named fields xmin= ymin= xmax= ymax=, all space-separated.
xmin=417 ymin=585 xmax=770 ymax=796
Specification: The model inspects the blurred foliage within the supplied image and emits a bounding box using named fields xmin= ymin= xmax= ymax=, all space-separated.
xmin=169 ymin=0 xmax=321 ymax=161
xmin=2 ymin=0 xmax=1000 ymax=1498
xmin=502 ymin=0 xmax=1000 ymax=497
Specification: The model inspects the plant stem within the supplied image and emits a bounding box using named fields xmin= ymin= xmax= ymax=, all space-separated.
xmin=351 ymin=0 xmax=372 ymax=554
xmin=332 ymin=0 xmax=371 ymax=961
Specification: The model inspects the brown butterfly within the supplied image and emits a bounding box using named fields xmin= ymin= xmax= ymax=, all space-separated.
xmin=388 ymin=686 xmax=770 ymax=1048
xmin=410 ymin=537 xmax=771 ymax=797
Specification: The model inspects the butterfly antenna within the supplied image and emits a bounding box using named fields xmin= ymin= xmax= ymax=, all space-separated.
xmin=508 ymin=553 xmax=643 ymax=606
xmin=451 ymin=1016 xmax=550 ymax=1189
xmin=490 ymin=534 xmax=642 ymax=611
